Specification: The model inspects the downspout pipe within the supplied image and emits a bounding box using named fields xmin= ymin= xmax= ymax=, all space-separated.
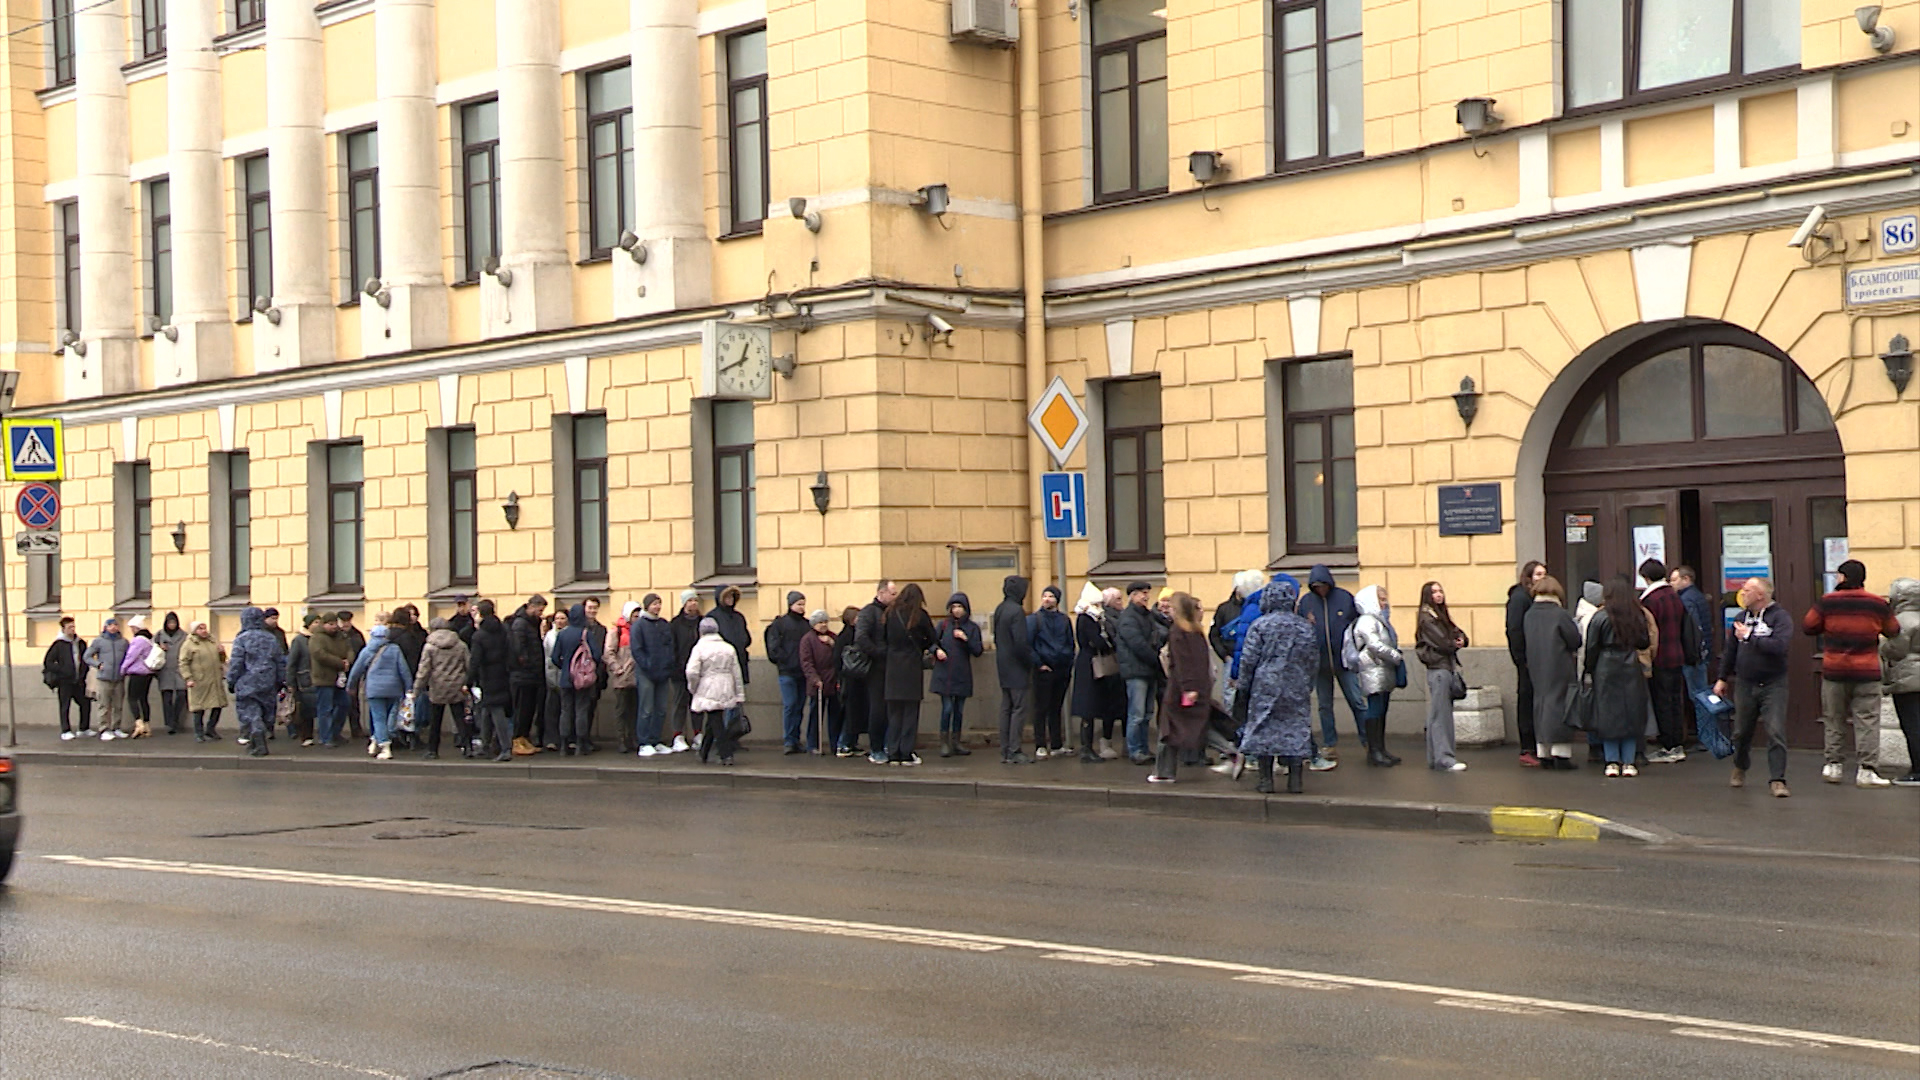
xmin=1019 ymin=0 xmax=1052 ymax=593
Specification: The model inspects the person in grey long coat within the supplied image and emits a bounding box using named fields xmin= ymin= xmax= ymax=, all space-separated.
xmin=1236 ymin=579 xmax=1318 ymax=794
xmin=1523 ymin=576 xmax=1584 ymax=770
xmin=155 ymin=612 xmax=190 ymax=734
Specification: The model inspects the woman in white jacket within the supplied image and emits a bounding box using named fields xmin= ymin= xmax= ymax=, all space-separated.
xmin=1344 ymin=585 xmax=1404 ymax=768
xmin=687 ymin=617 xmax=746 ymax=765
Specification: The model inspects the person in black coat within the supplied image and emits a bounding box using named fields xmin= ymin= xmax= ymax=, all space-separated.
xmin=669 ymin=591 xmax=704 ymax=749
xmin=506 ymin=596 xmax=547 ymax=748
xmin=852 ymin=582 xmax=896 ymax=759
xmin=929 ymin=592 xmax=982 ymax=757
xmin=1506 ymin=560 xmax=1546 ymax=767
xmin=992 ymin=575 xmax=1034 ymax=764
xmin=1585 ymin=576 xmax=1653 ymax=777
xmin=1069 ymin=586 xmax=1118 ymax=763
xmin=881 ymin=583 xmax=937 ymax=765
xmin=1113 ymin=582 xmax=1167 ymax=764
xmin=711 ymin=586 xmax=752 ymax=686
xmin=43 ymin=616 xmax=92 ymax=737
xmin=1522 ymin=576 xmax=1582 ymax=770
xmin=468 ymin=600 xmax=515 ymax=761
xmin=763 ymin=590 xmax=813 ymax=753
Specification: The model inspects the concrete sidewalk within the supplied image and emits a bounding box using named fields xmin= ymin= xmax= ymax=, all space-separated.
xmin=10 ymin=729 xmax=1918 ymax=856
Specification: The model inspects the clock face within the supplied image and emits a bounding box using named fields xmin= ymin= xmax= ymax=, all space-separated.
xmin=712 ymin=325 xmax=774 ymax=398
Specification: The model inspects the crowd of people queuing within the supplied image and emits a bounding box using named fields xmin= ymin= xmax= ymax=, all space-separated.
xmin=37 ymin=555 xmax=1920 ymax=795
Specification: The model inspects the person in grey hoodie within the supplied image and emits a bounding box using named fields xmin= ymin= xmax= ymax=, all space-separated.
xmin=1881 ymin=578 xmax=1920 ymax=786
xmin=83 ymin=618 xmax=130 ymax=739
xmin=992 ymin=576 xmax=1034 ymax=764
xmin=226 ymin=606 xmax=288 ymax=757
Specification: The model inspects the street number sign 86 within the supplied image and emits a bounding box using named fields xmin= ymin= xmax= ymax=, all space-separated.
xmin=1884 ymin=215 xmax=1919 ymax=256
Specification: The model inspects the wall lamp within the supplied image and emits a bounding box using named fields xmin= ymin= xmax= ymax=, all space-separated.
xmin=482 ymin=257 xmax=514 ymax=288
xmin=786 ymin=197 xmax=823 ymax=233
xmin=1188 ymin=150 xmax=1227 ymax=185
xmin=810 ymin=470 xmax=832 ymax=515
xmin=1883 ymin=334 xmax=1913 ymax=397
xmin=170 ymin=521 xmax=187 ymax=554
xmin=1455 ymin=97 xmax=1501 ymax=136
xmin=914 ymin=183 xmax=951 ymax=218
xmin=251 ymin=296 xmax=282 ymax=325
xmin=617 ymin=229 xmax=650 ymax=263
xmin=363 ymin=277 xmax=392 ymax=308
xmin=503 ymin=491 xmax=521 ymax=530
xmin=1857 ymin=6 xmax=1896 ymax=52
xmin=1453 ymin=376 xmax=1482 ymax=429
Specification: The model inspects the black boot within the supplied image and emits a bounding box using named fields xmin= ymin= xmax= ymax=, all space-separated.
xmin=939 ymin=732 xmax=955 ymax=758
xmin=1366 ymin=716 xmax=1396 ymax=767
xmin=1255 ymin=755 xmax=1275 ymax=794
xmin=1286 ymin=758 xmax=1304 ymax=794
xmin=1078 ymin=720 xmax=1100 ymax=763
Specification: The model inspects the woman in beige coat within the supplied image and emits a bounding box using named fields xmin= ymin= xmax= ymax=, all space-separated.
xmin=686 ymin=617 xmax=746 ymax=766
xmin=179 ymin=620 xmax=231 ymax=742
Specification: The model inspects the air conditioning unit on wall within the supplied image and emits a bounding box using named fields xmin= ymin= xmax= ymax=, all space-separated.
xmin=952 ymin=0 xmax=1019 ymax=45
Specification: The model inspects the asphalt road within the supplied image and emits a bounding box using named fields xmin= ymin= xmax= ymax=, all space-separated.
xmin=2 ymin=768 xmax=1916 ymax=1079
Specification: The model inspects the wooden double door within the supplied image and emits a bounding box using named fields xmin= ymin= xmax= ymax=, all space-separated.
xmin=1546 ymin=478 xmax=1846 ymax=747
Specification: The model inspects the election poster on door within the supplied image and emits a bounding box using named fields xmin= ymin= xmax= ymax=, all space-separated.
xmin=1632 ymin=525 xmax=1666 ymax=588
xmin=1720 ymin=524 xmax=1773 ymax=626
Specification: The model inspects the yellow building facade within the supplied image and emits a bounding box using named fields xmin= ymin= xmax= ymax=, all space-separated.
xmin=0 ymin=0 xmax=1916 ymax=740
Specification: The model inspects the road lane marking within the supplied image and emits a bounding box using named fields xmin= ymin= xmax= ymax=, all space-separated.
xmin=1235 ymin=974 xmax=1350 ymax=991
xmin=62 ymin=1016 xmax=408 ymax=1078
xmin=1673 ymin=1027 xmax=1827 ymax=1050
xmin=1041 ymin=952 xmax=1154 ymax=967
xmin=1435 ymin=998 xmax=1563 ymax=1017
xmin=42 ymin=853 xmax=1919 ymax=1060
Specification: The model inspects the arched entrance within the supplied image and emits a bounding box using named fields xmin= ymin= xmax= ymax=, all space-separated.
xmin=1543 ymin=322 xmax=1845 ymax=747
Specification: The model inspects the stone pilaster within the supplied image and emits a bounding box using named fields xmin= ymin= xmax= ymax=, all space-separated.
xmin=619 ymin=0 xmax=711 ymax=318
xmin=70 ymin=0 xmax=135 ymax=398
xmin=156 ymin=0 xmax=235 ymax=386
xmin=364 ymin=0 xmax=449 ymax=357
xmin=484 ymin=0 xmax=571 ymax=337
xmin=257 ymin=0 xmax=334 ymax=371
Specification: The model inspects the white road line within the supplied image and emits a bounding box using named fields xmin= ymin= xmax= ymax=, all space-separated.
xmin=1673 ymin=1027 xmax=1827 ymax=1050
xmin=1235 ymin=974 xmax=1351 ymax=991
xmin=1435 ymin=998 xmax=1563 ymax=1017
xmin=42 ymin=853 xmax=1920 ymax=1059
xmin=1041 ymin=952 xmax=1154 ymax=967
xmin=62 ymin=1016 xmax=408 ymax=1078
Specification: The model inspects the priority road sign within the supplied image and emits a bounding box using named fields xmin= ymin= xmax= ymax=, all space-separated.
xmin=2 ymin=418 xmax=63 ymax=481
xmin=1041 ymin=472 xmax=1087 ymax=541
xmin=15 ymin=483 xmax=59 ymax=530
xmin=1026 ymin=377 xmax=1089 ymax=467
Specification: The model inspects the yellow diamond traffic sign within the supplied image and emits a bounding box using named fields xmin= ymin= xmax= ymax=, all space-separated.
xmin=1027 ymin=377 xmax=1089 ymax=467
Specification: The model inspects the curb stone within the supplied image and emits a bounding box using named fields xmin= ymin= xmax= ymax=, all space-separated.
xmin=10 ymin=748 xmax=1661 ymax=843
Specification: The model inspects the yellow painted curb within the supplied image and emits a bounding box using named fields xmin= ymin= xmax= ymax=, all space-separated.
xmin=1489 ymin=806 xmax=1565 ymax=839
xmin=1557 ymin=811 xmax=1608 ymax=841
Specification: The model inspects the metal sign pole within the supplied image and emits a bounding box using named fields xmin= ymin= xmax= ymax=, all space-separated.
xmin=2 ymin=506 xmax=15 ymax=748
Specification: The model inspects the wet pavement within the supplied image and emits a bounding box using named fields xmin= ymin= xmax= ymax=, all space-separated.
xmin=0 ymin=766 xmax=1915 ymax=1078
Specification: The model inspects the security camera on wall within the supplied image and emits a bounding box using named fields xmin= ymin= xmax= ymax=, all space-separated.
xmin=1787 ymin=205 xmax=1828 ymax=248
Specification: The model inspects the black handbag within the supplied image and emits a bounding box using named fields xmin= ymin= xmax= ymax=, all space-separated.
xmin=1448 ymin=669 xmax=1468 ymax=701
xmin=1565 ymin=682 xmax=1595 ymax=732
xmin=724 ymin=711 xmax=753 ymax=740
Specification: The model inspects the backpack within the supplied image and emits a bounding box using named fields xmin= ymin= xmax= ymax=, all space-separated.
xmin=143 ymin=641 xmax=168 ymax=672
xmin=1340 ymin=618 xmax=1367 ymax=672
xmin=568 ymin=639 xmax=598 ymax=690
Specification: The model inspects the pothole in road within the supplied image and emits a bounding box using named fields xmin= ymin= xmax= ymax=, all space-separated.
xmin=428 ymin=1062 xmax=634 ymax=1080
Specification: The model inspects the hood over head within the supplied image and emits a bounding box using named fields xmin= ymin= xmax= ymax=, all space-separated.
xmin=622 ymin=601 xmax=641 ymax=622
xmin=1261 ymin=578 xmax=1300 ymax=614
xmin=1233 ymin=569 xmax=1266 ymax=599
xmin=1074 ymin=581 xmax=1103 ymax=615
xmin=428 ymin=625 xmax=462 ymax=647
xmin=1002 ymin=575 xmax=1029 ymax=603
xmin=1308 ymin=563 xmax=1337 ymax=589
xmin=946 ymin=592 xmax=973 ymax=619
xmin=719 ymin=586 xmax=742 ymax=609
xmin=1889 ymin=578 xmax=1920 ymax=613
xmin=1355 ymin=585 xmax=1384 ymax=617
xmin=239 ymin=606 xmax=265 ymax=632
xmin=368 ymin=624 xmax=391 ymax=645
xmin=568 ymin=603 xmax=588 ymax=625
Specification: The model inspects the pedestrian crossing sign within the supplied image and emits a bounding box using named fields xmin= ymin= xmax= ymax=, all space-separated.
xmin=3 ymin=418 xmax=64 ymax=481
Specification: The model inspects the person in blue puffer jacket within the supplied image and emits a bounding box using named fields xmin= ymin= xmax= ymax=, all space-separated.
xmin=347 ymin=620 xmax=415 ymax=760
xmin=632 ymin=593 xmax=677 ymax=755
xmin=1027 ymin=585 xmax=1077 ymax=758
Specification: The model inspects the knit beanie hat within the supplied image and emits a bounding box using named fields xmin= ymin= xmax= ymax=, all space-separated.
xmin=1042 ymin=585 xmax=1062 ymax=600
xmin=809 ymin=609 xmax=829 ymax=626
xmin=680 ymin=589 xmax=699 ymax=606
xmin=699 ymin=617 xmax=719 ymax=635
xmin=642 ymin=592 xmax=662 ymax=609
xmin=787 ymin=590 xmax=806 ymax=607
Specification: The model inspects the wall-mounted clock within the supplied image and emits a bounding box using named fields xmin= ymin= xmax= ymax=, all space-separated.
xmin=700 ymin=320 xmax=774 ymax=400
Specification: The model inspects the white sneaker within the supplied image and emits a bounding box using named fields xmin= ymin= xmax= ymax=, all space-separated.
xmin=1308 ymin=755 xmax=1338 ymax=772
xmin=1822 ymin=762 xmax=1843 ymax=784
xmin=637 ymin=745 xmax=657 ymax=757
xmin=671 ymin=735 xmax=690 ymax=753
xmin=1444 ymin=761 xmax=1469 ymax=772
xmin=368 ymin=738 xmax=379 ymax=757
xmin=376 ymin=743 xmax=392 ymax=760
xmin=653 ymin=744 xmax=672 ymax=754
xmin=1097 ymin=739 xmax=1120 ymax=761
xmin=1209 ymin=760 xmax=1235 ymax=774
xmin=301 ymin=739 xmax=316 ymax=748
xmin=100 ymin=730 xmax=115 ymax=741
xmin=1856 ymin=770 xmax=1891 ymax=789
xmin=1034 ymin=746 xmax=1049 ymax=760
xmin=61 ymin=731 xmax=75 ymax=741
xmin=237 ymin=736 xmax=250 ymax=746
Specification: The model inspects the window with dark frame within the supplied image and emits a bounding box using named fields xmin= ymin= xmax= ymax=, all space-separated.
xmin=345 ymin=128 xmax=380 ymax=298
xmin=1091 ymin=0 xmax=1169 ymax=203
xmin=132 ymin=462 xmax=153 ymax=599
xmin=242 ymin=153 xmax=272 ymax=308
xmin=726 ymin=28 xmax=769 ymax=234
xmin=50 ymin=0 xmax=75 ymax=87
xmin=1274 ymin=0 xmax=1362 ymax=168
xmin=229 ymin=453 xmax=252 ymax=594
xmin=232 ymin=0 xmax=264 ymax=32
xmin=327 ymin=443 xmax=364 ymax=594
xmin=461 ymin=99 xmax=502 ymax=281
xmin=585 ymin=65 xmax=635 ymax=258
xmin=58 ymin=200 xmax=80 ymax=333
xmin=711 ymin=401 xmax=756 ymax=577
xmin=1281 ymin=355 xmax=1357 ymax=554
xmin=1564 ymin=0 xmax=1800 ymax=111
xmin=573 ymin=415 xmax=609 ymax=580
xmin=148 ymin=178 xmax=172 ymax=326
xmin=140 ymin=0 xmax=166 ymax=57
xmin=447 ymin=428 xmax=478 ymax=587
xmin=1103 ymin=379 xmax=1164 ymax=561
